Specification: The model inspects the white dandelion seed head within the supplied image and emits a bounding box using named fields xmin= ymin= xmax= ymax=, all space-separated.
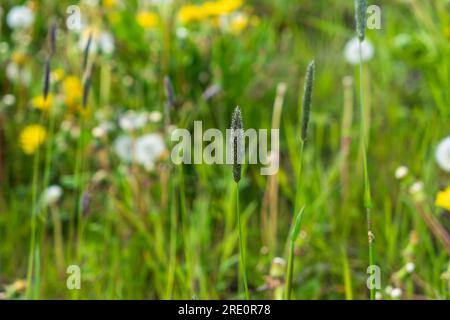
xmin=6 ymin=63 xmax=31 ymax=85
xmin=78 ymin=30 xmax=114 ymax=55
xmin=148 ymin=111 xmax=163 ymax=123
xmin=114 ymin=135 xmax=133 ymax=163
xmin=344 ymin=37 xmax=374 ymax=65
xmin=6 ymin=6 xmax=35 ymax=29
xmin=409 ymin=181 xmax=424 ymax=195
xmin=272 ymin=257 xmax=286 ymax=266
xmin=405 ymin=262 xmax=415 ymax=273
xmin=92 ymin=121 xmax=113 ymax=139
xmin=384 ymin=285 xmax=393 ymax=295
xmin=390 ymin=287 xmax=402 ymax=299
xmin=6 ymin=63 xmax=19 ymax=80
xmin=375 ymin=292 xmax=383 ymax=300
xmin=176 ymin=27 xmax=188 ymax=39
xmin=395 ymin=166 xmax=409 ymax=180
xmin=2 ymin=94 xmax=16 ymax=106
xmin=436 ymin=137 xmax=450 ymax=172
xmin=99 ymin=32 xmax=115 ymax=55
xmin=119 ymin=111 xmax=148 ymax=131
xmin=134 ymin=133 xmax=166 ymax=167
xmin=43 ymin=185 xmax=63 ymax=205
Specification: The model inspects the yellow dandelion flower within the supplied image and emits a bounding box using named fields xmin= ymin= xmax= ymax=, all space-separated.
xmin=435 ymin=187 xmax=450 ymax=211
xmin=63 ymin=76 xmax=83 ymax=107
xmin=136 ymin=11 xmax=159 ymax=29
xmin=32 ymin=94 xmax=53 ymax=112
xmin=209 ymin=0 xmax=243 ymax=16
xmin=20 ymin=124 xmax=47 ymax=155
xmin=202 ymin=2 xmax=224 ymax=16
xmin=178 ymin=4 xmax=207 ymax=24
xmin=103 ymin=0 xmax=119 ymax=9
xmin=229 ymin=14 xmax=249 ymax=34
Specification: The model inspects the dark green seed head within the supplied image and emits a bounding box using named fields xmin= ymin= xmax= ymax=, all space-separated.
xmin=301 ymin=60 xmax=315 ymax=142
xmin=82 ymin=63 xmax=94 ymax=108
xmin=355 ymin=0 xmax=367 ymax=41
xmin=43 ymin=58 xmax=51 ymax=101
xmin=231 ymin=106 xmax=243 ymax=183
xmin=164 ymin=76 xmax=176 ymax=108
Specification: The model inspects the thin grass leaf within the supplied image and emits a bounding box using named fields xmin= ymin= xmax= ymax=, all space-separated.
xmin=290 ymin=206 xmax=306 ymax=241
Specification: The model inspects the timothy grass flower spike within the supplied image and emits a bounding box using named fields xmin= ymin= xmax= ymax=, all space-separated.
xmin=355 ymin=0 xmax=367 ymax=41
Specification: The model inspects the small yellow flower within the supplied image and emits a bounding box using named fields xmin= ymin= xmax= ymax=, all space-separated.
xmin=178 ymin=4 xmax=207 ymax=24
xmin=202 ymin=2 xmax=224 ymax=16
xmin=435 ymin=186 xmax=450 ymax=211
xmin=32 ymin=94 xmax=53 ymax=112
xmin=207 ymin=0 xmax=243 ymax=16
xmin=63 ymin=76 xmax=83 ymax=107
xmin=136 ymin=11 xmax=159 ymax=29
xmin=103 ymin=0 xmax=119 ymax=9
xmin=20 ymin=124 xmax=47 ymax=155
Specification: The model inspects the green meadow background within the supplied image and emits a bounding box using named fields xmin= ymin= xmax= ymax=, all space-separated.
xmin=0 ymin=0 xmax=449 ymax=299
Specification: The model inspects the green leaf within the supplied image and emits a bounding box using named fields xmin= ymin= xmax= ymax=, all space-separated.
xmin=290 ymin=206 xmax=305 ymax=241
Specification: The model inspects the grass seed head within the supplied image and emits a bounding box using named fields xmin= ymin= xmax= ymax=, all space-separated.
xmin=83 ymin=32 xmax=92 ymax=72
xmin=43 ymin=58 xmax=51 ymax=100
xmin=355 ymin=0 xmax=367 ymax=41
xmin=301 ymin=60 xmax=315 ymax=142
xmin=82 ymin=63 xmax=94 ymax=108
xmin=164 ymin=76 xmax=176 ymax=108
xmin=231 ymin=106 xmax=243 ymax=183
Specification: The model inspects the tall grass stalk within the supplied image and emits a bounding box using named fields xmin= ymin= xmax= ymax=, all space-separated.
xmin=25 ymin=137 xmax=41 ymax=299
xmin=294 ymin=61 xmax=315 ymax=216
xmin=26 ymin=55 xmax=52 ymax=299
xmin=231 ymin=106 xmax=249 ymax=299
xmin=355 ymin=0 xmax=376 ymax=300
xmin=164 ymin=76 xmax=193 ymax=295
xmin=288 ymin=61 xmax=314 ymax=300
xmin=166 ymin=173 xmax=178 ymax=299
xmin=74 ymin=46 xmax=95 ymax=265
xmin=285 ymin=206 xmax=305 ymax=300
